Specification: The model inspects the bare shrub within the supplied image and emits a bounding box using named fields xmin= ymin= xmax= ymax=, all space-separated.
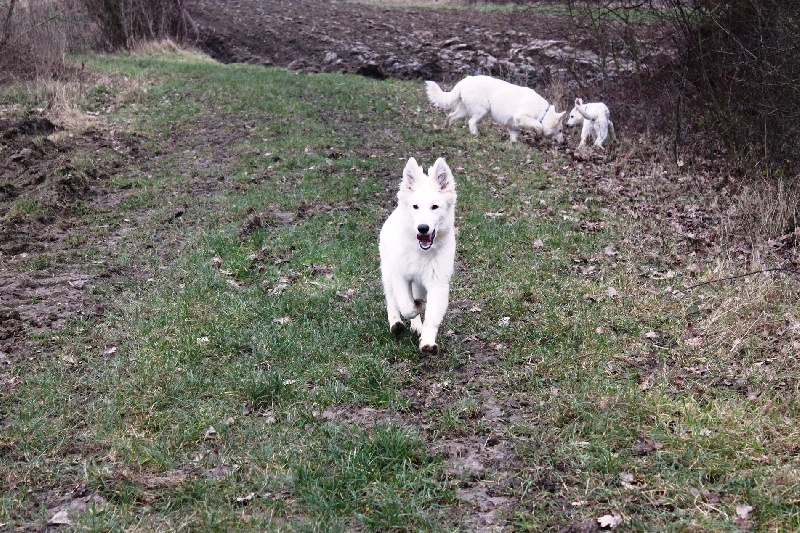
xmin=724 ymin=179 xmax=800 ymax=254
xmin=76 ymin=0 xmax=195 ymax=50
xmin=673 ymin=0 xmax=800 ymax=172
xmin=564 ymin=0 xmax=800 ymax=174
xmin=0 ymin=0 xmax=96 ymax=82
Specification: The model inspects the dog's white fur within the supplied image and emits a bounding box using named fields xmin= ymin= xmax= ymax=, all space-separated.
xmin=379 ymin=157 xmax=456 ymax=354
xmin=425 ymin=75 xmax=566 ymax=144
xmin=566 ymin=98 xmax=615 ymax=149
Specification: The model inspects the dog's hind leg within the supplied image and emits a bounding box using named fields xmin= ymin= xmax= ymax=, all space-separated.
xmin=594 ymin=118 xmax=609 ymax=148
xmin=409 ymin=281 xmax=426 ymax=335
xmin=578 ymin=121 xmax=593 ymax=148
xmin=383 ymin=277 xmax=405 ymax=335
xmin=410 ymin=316 xmax=423 ymax=335
xmin=608 ymin=120 xmax=616 ymax=141
xmin=418 ymin=284 xmax=449 ymax=355
xmin=391 ymin=278 xmax=424 ymax=321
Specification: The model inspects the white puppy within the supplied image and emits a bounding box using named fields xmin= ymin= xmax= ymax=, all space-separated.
xmin=566 ymin=98 xmax=615 ymax=149
xmin=379 ymin=157 xmax=457 ymax=354
xmin=426 ymin=75 xmax=566 ymax=144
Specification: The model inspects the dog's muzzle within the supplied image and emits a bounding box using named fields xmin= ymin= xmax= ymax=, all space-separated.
xmin=417 ymin=229 xmax=436 ymax=250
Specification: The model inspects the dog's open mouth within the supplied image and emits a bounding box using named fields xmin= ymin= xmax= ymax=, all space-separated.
xmin=417 ymin=230 xmax=436 ymax=250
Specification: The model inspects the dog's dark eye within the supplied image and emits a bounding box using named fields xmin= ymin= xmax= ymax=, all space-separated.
xmin=412 ymin=204 xmax=418 ymax=209
xmin=431 ymin=205 xmax=439 ymax=210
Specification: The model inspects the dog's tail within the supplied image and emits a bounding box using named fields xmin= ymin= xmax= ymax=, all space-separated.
xmin=425 ymin=80 xmax=461 ymax=111
xmin=576 ymin=104 xmax=599 ymax=121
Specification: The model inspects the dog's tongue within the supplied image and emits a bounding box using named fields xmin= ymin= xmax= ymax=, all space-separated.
xmin=417 ymin=231 xmax=435 ymax=250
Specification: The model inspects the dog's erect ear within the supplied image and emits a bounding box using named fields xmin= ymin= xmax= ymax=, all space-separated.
xmin=431 ymin=158 xmax=455 ymax=192
xmin=402 ymin=157 xmax=420 ymax=191
xmin=575 ymin=98 xmax=583 ymax=107
xmin=555 ymin=111 xmax=566 ymax=122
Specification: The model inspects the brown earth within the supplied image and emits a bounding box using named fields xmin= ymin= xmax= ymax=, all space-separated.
xmin=190 ymin=0 xmax=592 ymax=84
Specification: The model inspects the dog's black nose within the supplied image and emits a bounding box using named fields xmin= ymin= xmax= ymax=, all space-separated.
xmin=417 ymin=224 xmax=429 ymax=235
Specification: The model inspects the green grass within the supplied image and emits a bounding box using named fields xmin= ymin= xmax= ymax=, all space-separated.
xmin=1 ymin=47 xmax=798 ymax=531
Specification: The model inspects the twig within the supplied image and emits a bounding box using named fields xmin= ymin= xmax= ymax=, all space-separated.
xmin=0 ymin=0 xmax=17 ymax=48
xmin=684 ymin=267 xmax=800 ymax=291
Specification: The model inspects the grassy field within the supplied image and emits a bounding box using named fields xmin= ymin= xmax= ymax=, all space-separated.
xmin=1 ymin=48 xmax=799 ymax=531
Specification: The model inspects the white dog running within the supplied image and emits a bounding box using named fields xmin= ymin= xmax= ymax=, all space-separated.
xmin=566 ymin=98 xmax=615 ymax=149
xmin=425 ymin=75 xmax=566 ymax=144
xmin=379 ymin=157 xmax=457 ymax=354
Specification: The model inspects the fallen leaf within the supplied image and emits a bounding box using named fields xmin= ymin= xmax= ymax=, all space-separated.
xmin=632 ymin=437 xmax=663 ymax=455
xmin=597 ymin=511 xmax=622 ymax=528
xmin=212 ymin=257 xmax=223 ymax=268
xmin=103 ymin=346 xmax=117 ymax=356
xmin=274 ymin=316 xmax=291 ymax=325
xmin=606 ymin=287 xmax=619 ymax=298
xmin=639 ymin=374 xmax=655 ymax=391
xmin=533 ymin=238 xmax=544 ymax=248
xmin=49 ymin=509 xmax=72 ymax=526
xmin=685 ymin=336 xmax=704 ymax=347
xmin=736 ymin=505 xmax=753 ymax=519
xmin=203 ymin=426 xmax=217 ymax=439
xmin=235 ymin=492 xmax=256 ymax=504
xmin=207 ymin=463 xmax=239 ymax=479
xmin=619 ymin=473 xmax=636 ymax=489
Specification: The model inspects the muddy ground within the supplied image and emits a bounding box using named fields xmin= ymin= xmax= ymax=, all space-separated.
xmin=1 ymin=1 xmax=793 ymax=530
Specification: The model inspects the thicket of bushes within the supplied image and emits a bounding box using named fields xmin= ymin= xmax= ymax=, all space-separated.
xmin=77 ymin=0 xmax=194 ymax=49
xmin=0 ymin=0 xmax=192 ymax=82
xmin=565 ymin=0 xmax=800 ymax=173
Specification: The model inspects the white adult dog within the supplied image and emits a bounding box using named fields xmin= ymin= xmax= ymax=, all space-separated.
xmin=566 ymin=98 xmax=615 ymax=149
xmin=379 ymin=157 xmax=457 ymax=355
xmin=425 ymin=75 xmax=566 ymax=144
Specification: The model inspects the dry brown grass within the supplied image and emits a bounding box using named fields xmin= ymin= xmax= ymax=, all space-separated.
xmin=0 ymin=0 xmax=98 ymax=82
xmin=724 ymin=179 xmax=800 ymax=252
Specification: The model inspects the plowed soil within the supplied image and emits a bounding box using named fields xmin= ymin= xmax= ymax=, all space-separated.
xmin=190 ymin=0 xmax=590 ymax=84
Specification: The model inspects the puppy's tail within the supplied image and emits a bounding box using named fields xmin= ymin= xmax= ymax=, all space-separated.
xmin=576 ymin=104 xmax=599 ymax=121
xmin=425 ymin=80 xmax=461 ymax=111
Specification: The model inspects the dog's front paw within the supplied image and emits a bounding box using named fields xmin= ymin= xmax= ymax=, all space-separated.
xmin=419 ymin=343 xmax=438 ymax=355
xmin=390 ymin=322 xmax=406 ymax=336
